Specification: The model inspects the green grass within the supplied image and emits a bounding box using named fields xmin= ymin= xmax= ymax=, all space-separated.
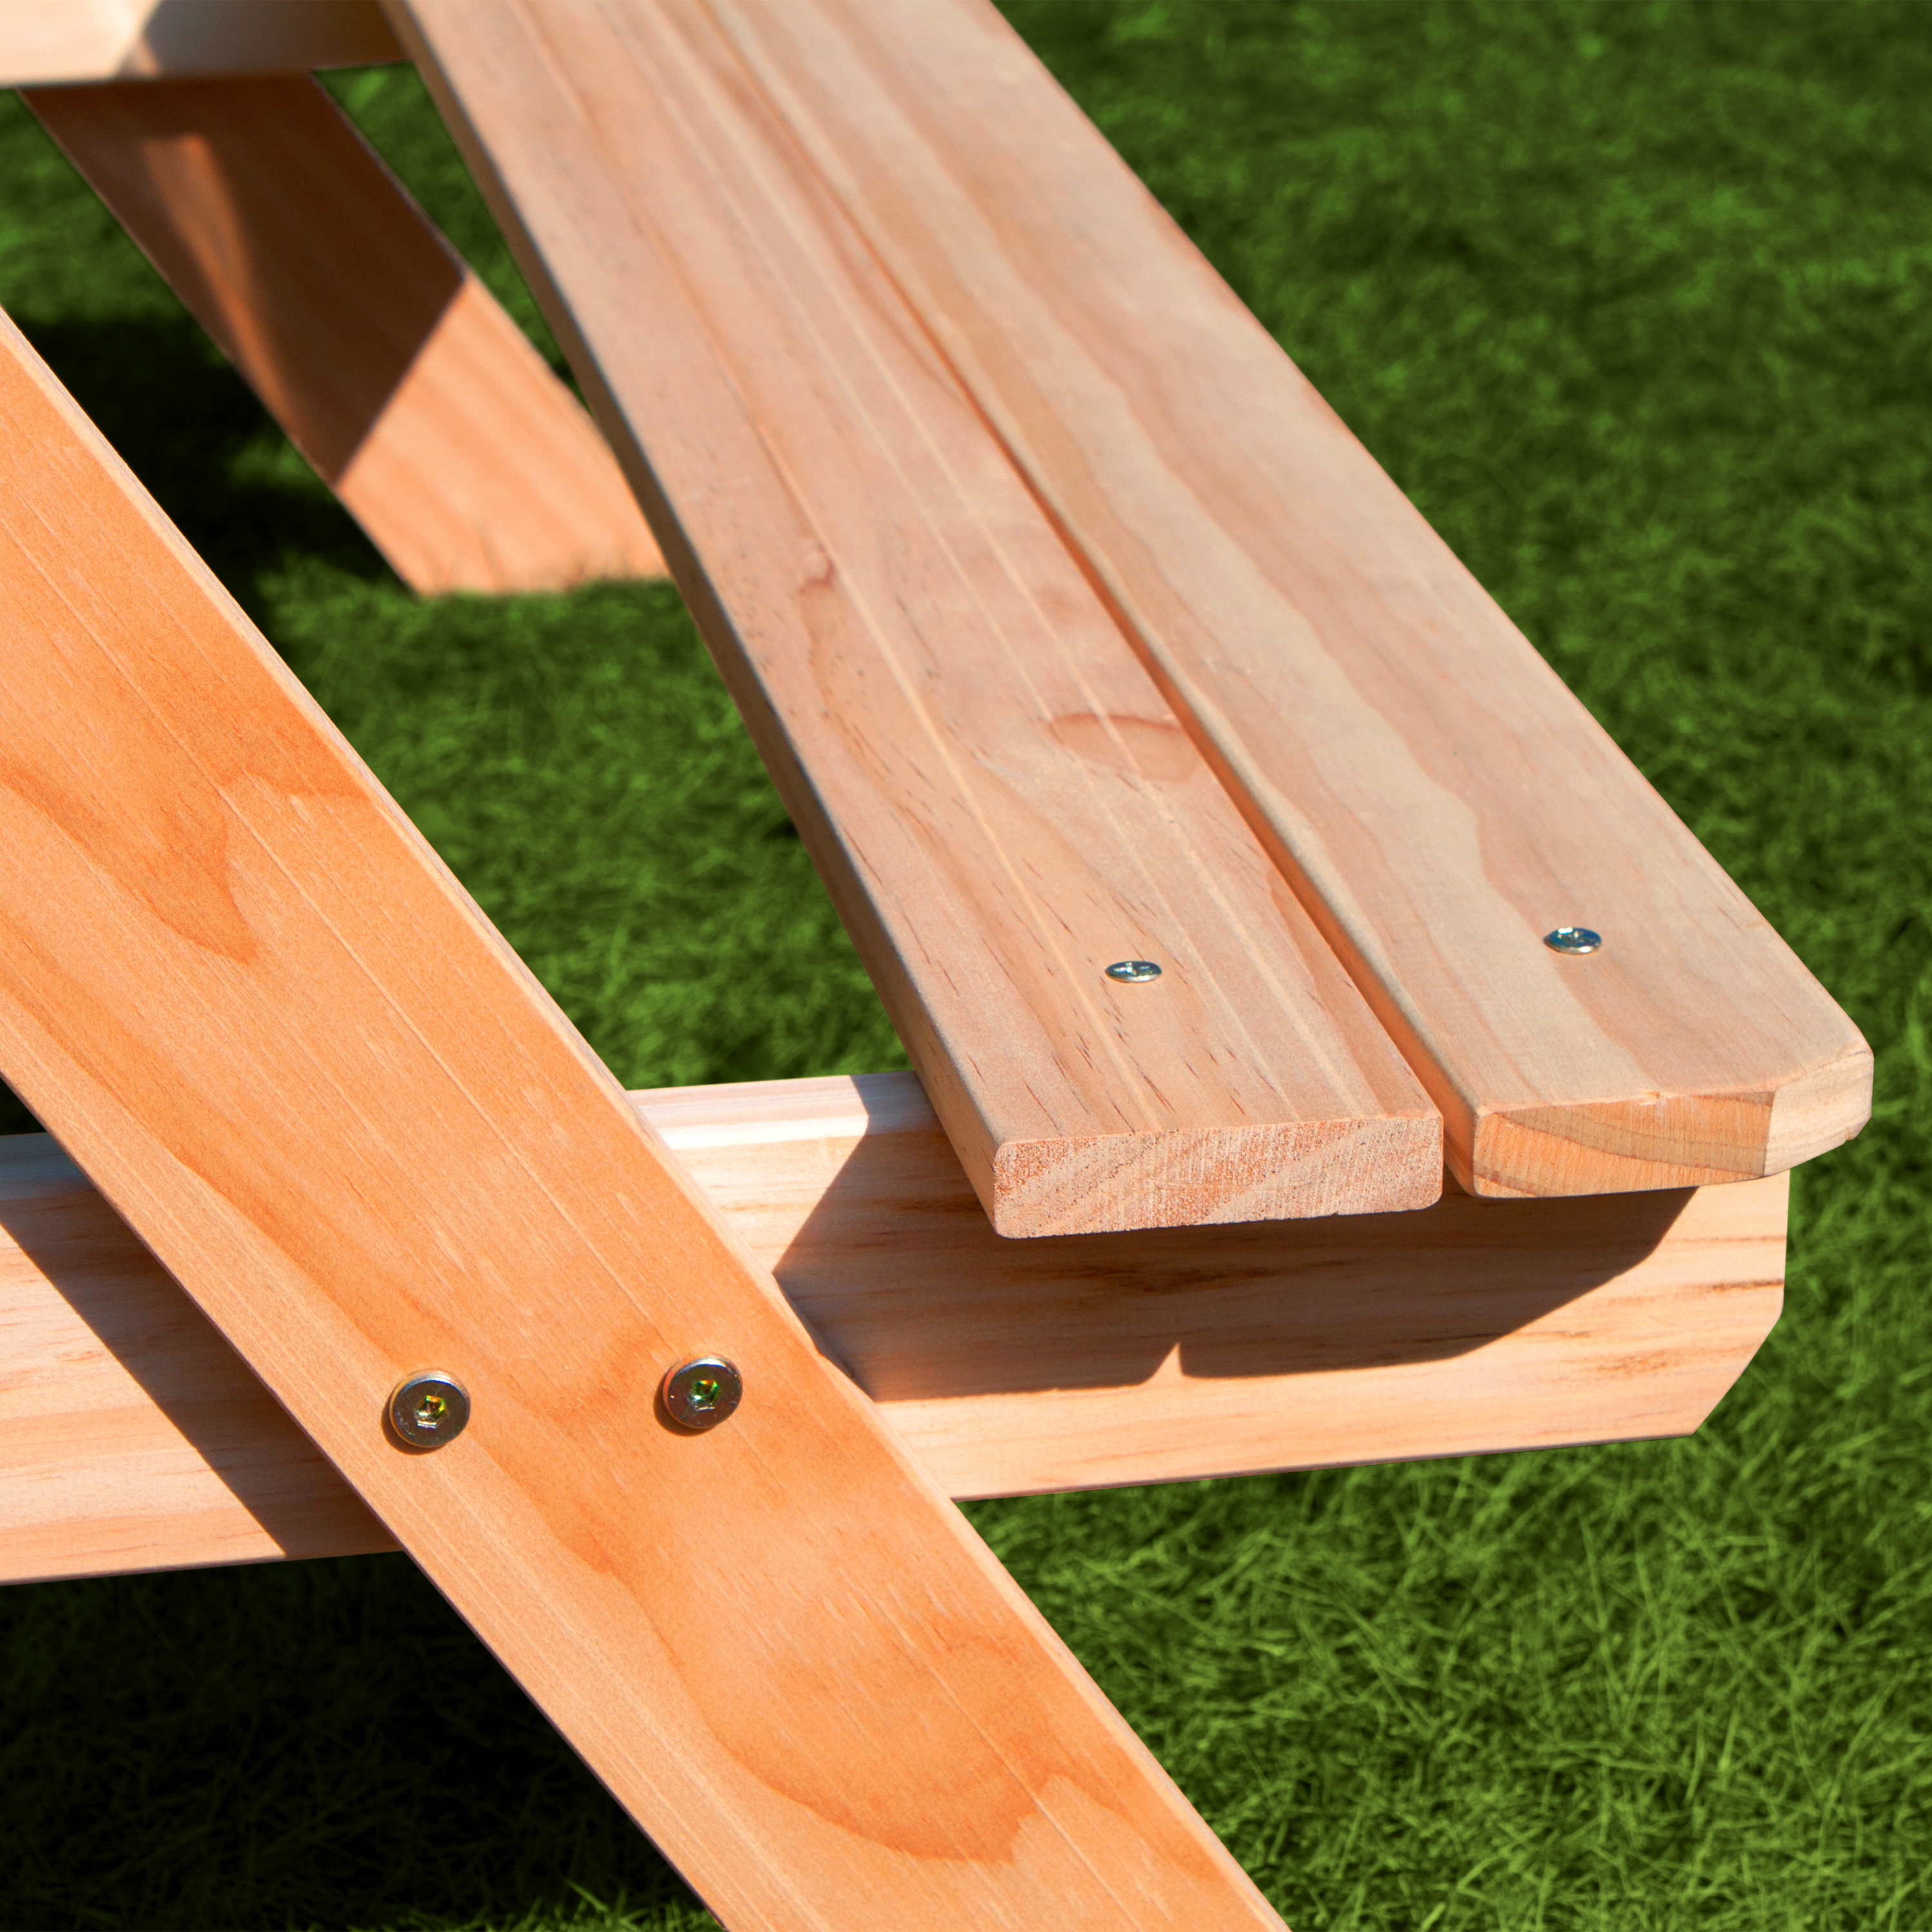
xmin=2 ymin=1 xmax=1929 ymax=1924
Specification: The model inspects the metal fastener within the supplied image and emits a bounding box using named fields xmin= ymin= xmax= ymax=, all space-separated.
xmin=663 ymin=1356 xmax=743 ymax=1431
xmin=1544 ymin=926 xmax=1602 ymax=956
xmin=1104 ymin=960 xmax=1162 ymax=983
xmin=388 ymin=1370 xmax=470 ymax=1449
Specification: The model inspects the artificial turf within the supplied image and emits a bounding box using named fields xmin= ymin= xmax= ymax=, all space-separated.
xmin=1 ymin=1 xmax=1928 ymax=1924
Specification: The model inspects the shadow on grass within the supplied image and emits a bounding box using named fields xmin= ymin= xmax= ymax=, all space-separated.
xmin=15 ymin=313 xmax=389 ymax=605
xmin=0 ymin=1557 xmax=709 ymax=1931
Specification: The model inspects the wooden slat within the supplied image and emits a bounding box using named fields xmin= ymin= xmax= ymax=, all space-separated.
xmin=704 ymin=0 xmax=1873 ymax=1200
xmin=0 ymin=1072 xmax=1788 ymax=1586
xmin=383 ymin=0 xmax=1444 ymax=1238
xmin=0 ymin=309 xmax=1284 ymax=1932
xmin=2 ymin=1 xmax=401 ymax=87
xmin=25 ymin=75 xmax=665 ymax=594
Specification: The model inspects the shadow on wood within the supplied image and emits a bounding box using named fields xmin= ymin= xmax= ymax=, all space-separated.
xmin=0 ymin=1138 xmax=393 ymax=1571
xmin=777 ymin=1139 xmax=1692 ymax=1401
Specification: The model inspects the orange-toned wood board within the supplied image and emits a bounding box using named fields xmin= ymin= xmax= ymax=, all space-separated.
xmin=1 ymin=1072 xmax=1788 ymax=1587
xmin=383 ymin=0 xmax=1444 ymax=1238
xmin=704 ymin=0 xmax=1873 ymax=1200
xmin=0 ymin=310 xmax=1284 ymax=1931
xmin=2 ymin=1 xmax=401 ymax=86
xmin=25 ymin=75 xmax=664 ymax=594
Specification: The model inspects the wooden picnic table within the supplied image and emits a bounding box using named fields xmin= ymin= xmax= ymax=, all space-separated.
xmin=0 ymin=5 xmax=1869 ymax=1926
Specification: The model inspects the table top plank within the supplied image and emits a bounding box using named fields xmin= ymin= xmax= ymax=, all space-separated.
xmin=386 ymin=0 xmax=1442 ymax=1236
xmin=710 ymin=0 xmax=1871 ymax=1198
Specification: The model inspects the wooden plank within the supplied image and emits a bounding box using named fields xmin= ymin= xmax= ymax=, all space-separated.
xmin=0 ymin=1072 xmax=1786 ymax=1585
xmin=25 ymin=75 xmax=665 ymax=594
xmin=2 ymin=1 xmax=401 ymax=87
xmin=0 ymin=1130 xmax=399 ymax=1578
xmin=0 ymin=309 xmax=1285 ymax=1931
xmin=382 ymin=0 xmax=1444 ymax=1238
xmin=703 ymin=0 xmax=1873 ymax=1200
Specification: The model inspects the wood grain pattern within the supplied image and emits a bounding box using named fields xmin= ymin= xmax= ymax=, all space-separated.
xmin=706 ymin=0 xmax=1873 ymax=1199
xmin=26 ymin=75 xmax=664 ymax=594
xmin=1 ymin=1072 xmax=1787 ymax=1586
xmin=0 ymin=309 xmax=1284 ymax=1932
xmin=384 ymin=0 xmax=1443 ymax=1236
xmin=2 ymin=1 xmax=400 ymax=86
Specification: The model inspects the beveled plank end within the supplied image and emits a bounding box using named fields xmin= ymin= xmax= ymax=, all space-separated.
xmin=1466 ymin=1034 xmax=1873 ymax=1198
xmin=1765 ymin=1037 xmax=1875 ymax=1174
xmin=989 ymin=1110 xmax=1444 ymax=1238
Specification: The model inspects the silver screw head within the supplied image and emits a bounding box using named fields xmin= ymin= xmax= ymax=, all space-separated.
xmin=388 ymin=1370 xmax=470 ymax=1449
xmin=1544 ymin=926 xmax=1603 ymax=956
xmin=663 ymin=1356 xmax=743 ymax=1431
xmin=1104 ymin=959 xmax=1162 ymax=983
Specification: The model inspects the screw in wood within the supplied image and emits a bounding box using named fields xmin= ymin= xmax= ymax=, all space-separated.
xmin=1544 ymin=927 xmax=1603 ymax=955
xmin=662 ymin=1356 xmax=743 ymax=1431
xmin=1104 ymin=960 xmax=1162 ymax=983
xmin=388 ymin=1370 xmax=471 ymax=1449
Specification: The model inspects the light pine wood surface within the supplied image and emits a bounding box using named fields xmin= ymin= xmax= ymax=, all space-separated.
xmin=1 ymin=1 xmax=401 ymax=86
xmin=0 ymin=310 xmax=1285 ymax=1932
xmin=708 ymin=0 xmax=1872 ymax=1200
xmin=25 ymin=75 xmax=663 ymax=594
xmin=384 ymin=0 xmax=1444 ymax=1238
xmin=1 ymin=1072 xmax=1788 ymax=1587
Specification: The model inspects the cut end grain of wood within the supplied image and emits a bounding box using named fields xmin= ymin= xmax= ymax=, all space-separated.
xmin=1470 ymin=1039 xmax=1875 ymax=1198
xmin=992 ymin=1115 xmax=1444 ymax=1236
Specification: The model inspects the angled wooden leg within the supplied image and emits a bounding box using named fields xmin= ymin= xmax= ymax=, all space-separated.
xmin=23 ymin=74 xmax=665 ymax=594
xmin=0 ymin=314 xmax=1285 ymax=1927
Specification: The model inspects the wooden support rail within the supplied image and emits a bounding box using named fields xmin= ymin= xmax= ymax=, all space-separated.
xmin=0 ymin=307 xmax=1284 ymax=1932
xmin=25 ymin=75 xmax=664 ymax=594
xmin=700 ymin=0 xmax=1873 ymax=1201
xmin=2 ymin=1 xmax=401 ymax=86
xmin=1 ymin=1072 xmax=1788 ymax=1587
xmin=385 ymin=0 xmax=1444 ymax=1237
